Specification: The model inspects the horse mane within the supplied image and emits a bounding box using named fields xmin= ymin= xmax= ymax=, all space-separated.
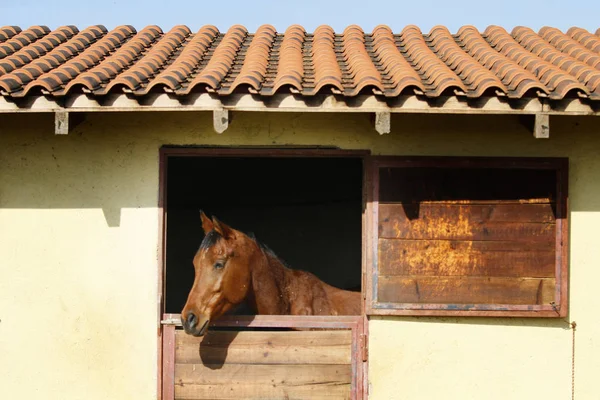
xmin=199 ymin=229 xmax=292 ymax=270
xmin=199 ymin=230 xmax=222 ymax=250
xmin=251 ymin=234 xmax=293 ymax=270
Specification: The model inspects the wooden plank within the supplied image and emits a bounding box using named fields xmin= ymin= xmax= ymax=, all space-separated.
xmin=163 ymin=325 xmax=176 ymax=400
xmin=176 ymin=329 xmax=352 ymax=346
xmin=372 ymin=156 xmax=568 ymax=171
xmin=175 ymin=363 xmax=350 ymax=385
xmin=175 ymin=330 xmax=352 ymax=365
xmin=174 ymin=382 xmax=350 ymax=399
xmin=368 ymin=306 xmax=559 ymax=317
xmin=377 ymin=276 xmax=556 ymax=305
xmin=163 ymin=314 xmax=362 ymax=328
xmin=557 ymin=164 xmax=569 ymax=318
xmin=176 ymin=344 xmax=351 ymax=365
xmin=379 ymin=203 xmax=556 ymax=223
xmin=379 ymin=211 xmax=556 ymax=242
xmin=368 ymin=156 xmax=568 ymax=318
xmin=378 ymin=239 xmax=556 ymax=278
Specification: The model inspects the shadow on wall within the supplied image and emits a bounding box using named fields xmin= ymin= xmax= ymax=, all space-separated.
xmin=1 ymin=111 xmax=600 ymax=329
xmin=1 ymin=112 xmax=600 ymax=218
xmin=199 ymin=329 xmax=240 ymax=370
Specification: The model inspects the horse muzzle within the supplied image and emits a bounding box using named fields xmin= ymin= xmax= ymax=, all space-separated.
xmin=181 ymin=312 xmax=210 ymax=337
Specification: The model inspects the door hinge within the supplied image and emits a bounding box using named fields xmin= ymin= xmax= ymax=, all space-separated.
xmin=360 ymin=333 xmax=368 ymax=362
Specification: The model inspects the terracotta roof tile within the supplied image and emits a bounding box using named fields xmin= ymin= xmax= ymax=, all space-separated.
xmin=371 ymin=25 xmax=424 ymax=96
xmin=223 ymin=24 xmax=276 ymax=94
xmin=401 ymin=25 xmax=467 ymax=96
xmin=1 ymin=24 xmax=600 ymax=100
xmin=0 ymin=26 xmax=103 ymax=95
xmin=104 ymin=25 xmax=190 ymax=94
xmin=456 ymin=26 xmax=547 ymax=98
xmin=567 ymin=27 xmax=600 ymax=55
xmin=429 ymin=25 xmax=507 ymax=97
xmin=0 ymin=26 xmax=23 ymax=43
xmin=64 ymin=25 xmax=161 ymax=93
xmin=512 ymin=26 xmax=600 ymax=98
xmin=22 ymin=25 xmax=135 ymax=96
xmin=341 ymin=25 xmax=384 ymax=95
xmin=271 ymin=25 xmax=305 ymax=94
xmin=486 ymin=26 xmax=588 ymax=99
xmin=307 ymin=25 xmax=344 ymax=94
xmin=146 ymin=25 xmax=218 ymax=93
xmin=539 ymin=27 xmax=600 ymax=71
xmin=0 ymin=26 xmax=51 ymax=59
xmin=181 ymin=25 xmax=247 ymax=94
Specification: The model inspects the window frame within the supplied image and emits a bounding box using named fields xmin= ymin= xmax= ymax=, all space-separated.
xmin=365 ymin=156 xmax=569 ymax=318
xmin=157 ymin=146 xmax=370 ymax=400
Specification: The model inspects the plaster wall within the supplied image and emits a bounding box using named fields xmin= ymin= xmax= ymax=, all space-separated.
xmin=1 ymin=111 xmax=598 ymax=399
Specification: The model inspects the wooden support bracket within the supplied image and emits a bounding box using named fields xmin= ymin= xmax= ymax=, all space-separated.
xmin=54 ymin=111 xmax=69 ymax=135
xmin=375 ymin=111 xmax=390 ymax=134
xmin=54 ymin=111 xmax=85 ymax=135
xmin=213 ymin=109 xmax=229 ymax=134
xmin=534 ymin=113 xmax=550 ymax=139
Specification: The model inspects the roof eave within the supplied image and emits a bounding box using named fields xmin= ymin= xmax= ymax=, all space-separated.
xmin=0 ymin=93 xmax=599 ymax=116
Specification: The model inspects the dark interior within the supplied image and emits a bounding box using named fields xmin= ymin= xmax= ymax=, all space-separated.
xmin=379 ymin=167 xmax=559 ymax=219
xmin=164 ymin=155 xmax=363 ymax=313
xmin=379 ymin=167 xmax=557 ymax=202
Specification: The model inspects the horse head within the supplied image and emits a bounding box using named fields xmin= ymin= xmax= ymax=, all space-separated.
xmin=181 ymin=212 xmax=257 ymax=336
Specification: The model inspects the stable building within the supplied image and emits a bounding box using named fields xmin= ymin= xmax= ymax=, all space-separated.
xmin=1 ymin=23 xmax=600 ymax=400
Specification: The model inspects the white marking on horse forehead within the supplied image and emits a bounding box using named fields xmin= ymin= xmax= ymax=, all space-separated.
xmin=200 ymin=245 xmax=225 ymax=261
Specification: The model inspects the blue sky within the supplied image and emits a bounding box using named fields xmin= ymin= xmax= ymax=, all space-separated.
xmin=1 ymin=0 xmax=599 ymax=33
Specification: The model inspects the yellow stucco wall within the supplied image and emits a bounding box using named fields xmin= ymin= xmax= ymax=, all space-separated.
xmin=0 ymin=111 xmax=598 ymax=399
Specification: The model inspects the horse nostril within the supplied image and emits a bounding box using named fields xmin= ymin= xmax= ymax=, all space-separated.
xmin=186 ymin=312 xmax=197 ymax=327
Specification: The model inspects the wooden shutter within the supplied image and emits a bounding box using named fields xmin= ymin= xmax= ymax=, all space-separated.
xmin=365 ymin=157 xmax=568 ymax=317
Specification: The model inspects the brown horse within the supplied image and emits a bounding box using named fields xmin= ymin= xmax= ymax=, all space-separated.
xmin=181 ymin=212 xmax=361 ymax=336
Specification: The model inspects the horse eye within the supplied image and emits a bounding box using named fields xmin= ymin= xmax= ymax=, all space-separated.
xmin=214 ymin=261 xmax=225 ymax=270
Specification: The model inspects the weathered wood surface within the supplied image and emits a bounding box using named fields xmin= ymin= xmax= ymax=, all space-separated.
xmin=176 ymin=363 xmax=351 ymax=385
xmin=174 ymin=329 xmax=352 ymax=399
xmin=378 ymin=276 xmax=556 ymax=305
xmin=379 ymin=203 xmax=556 ymax=223
xmin=176 ymin=330 xmax=352 ymax=365
xmin=379 ymin=204 xmax=556 ymax=242
xmin=176 ymin=329 xmax=352 ymax=347
xmin=174 ymin=382 xmax=350 ymax=399
xmin=371 ymin=161 xmax=565 ymax=314
xmin=378 ymin=239 xmax=555 ymax=277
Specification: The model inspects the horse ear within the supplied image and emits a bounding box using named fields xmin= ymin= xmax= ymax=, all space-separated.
xmin=200 ymin=210 xmax=214 ymax=234
xmin=212 ymin=216 xmax=234 ymax=239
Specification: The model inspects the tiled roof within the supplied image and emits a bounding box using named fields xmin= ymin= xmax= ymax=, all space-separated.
xmin=1 ymin=24 xmax=600 ymax=100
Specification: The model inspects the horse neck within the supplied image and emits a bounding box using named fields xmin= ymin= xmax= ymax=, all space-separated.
xmin=248 ymin=248 xmax=292 ymax=315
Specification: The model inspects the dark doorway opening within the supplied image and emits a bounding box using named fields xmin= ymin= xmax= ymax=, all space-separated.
xmin=164 ymin=155 xmax=363 ymax=314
